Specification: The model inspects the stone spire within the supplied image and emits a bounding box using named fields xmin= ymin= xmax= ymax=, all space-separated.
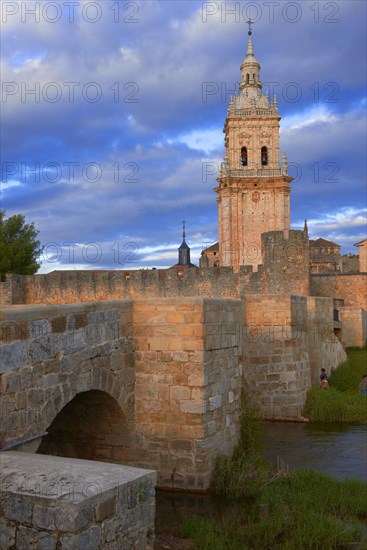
xmin=303 ymin=219 xmax=309 ymax=237
xmin=239 ymin=21 xmax=262 ymax=91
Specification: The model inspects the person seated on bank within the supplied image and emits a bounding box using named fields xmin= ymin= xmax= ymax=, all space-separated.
xmin=320 ymin=378 xmax=329 ymax=389
xmin=320 ymin=368 xmax=328 ymax=382
xmin=359 ymin=374 xmax=367 ymax=395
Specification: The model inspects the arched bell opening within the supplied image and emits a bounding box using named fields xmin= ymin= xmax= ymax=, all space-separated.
xmin=241 ymin=146 xmax=248 ymax=167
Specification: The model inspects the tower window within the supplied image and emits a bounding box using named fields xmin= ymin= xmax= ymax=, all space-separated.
xmin=246 ymin=73 xmax=249 ymax=84
xmin=241 ymin=146 xmax=248 ymax=166
xmin=261 ymin=146 xmax=268 ymax=166
xmin=253 ymin=73 xmax=256 ymax=82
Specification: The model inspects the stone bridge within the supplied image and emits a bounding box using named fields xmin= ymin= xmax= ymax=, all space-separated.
xmin=0 ymin=295 xmax=346 ymax=491
xmin=0 ymin=298 xmax=244 ymax=492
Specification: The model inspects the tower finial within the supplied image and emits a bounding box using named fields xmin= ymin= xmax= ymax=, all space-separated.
xmin=240 ymin=18 xmax=261 ymax=91
xmin=246 ymin=18 xmax=253 ymax=36
xmin=182 ymin=220 xmax=186 ymax=242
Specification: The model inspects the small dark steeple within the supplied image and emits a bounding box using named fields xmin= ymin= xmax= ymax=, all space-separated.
xmin=303 ymin=218 xmax=309 ymax=237
xmin=170 ymin=221 xmax=197 ymax=269
xmin=178 ymin=220 xmax=190 ymax=266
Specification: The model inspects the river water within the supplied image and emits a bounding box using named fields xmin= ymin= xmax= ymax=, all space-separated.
xmin=261 ymin=421 xmax=367 ymax=482
xmin=156 ymin=421 xmax=367 ymax=536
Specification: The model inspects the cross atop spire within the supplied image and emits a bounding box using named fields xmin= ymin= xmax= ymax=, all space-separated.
xmin=246 ymin=18 xmax=254 ymax=35
xmin=239 ymin=20 xmax=261 ymax=91
xmin=182 ymin=220 xmax=186 ymax=242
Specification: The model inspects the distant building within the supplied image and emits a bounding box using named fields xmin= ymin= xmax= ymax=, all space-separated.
xmin=354 ymin=239 xmax=367 ymax=272
xmin=200 ymin=242 xmax=219 ymax=268
xmin=309 ymin=238 xmax=342 ymax=273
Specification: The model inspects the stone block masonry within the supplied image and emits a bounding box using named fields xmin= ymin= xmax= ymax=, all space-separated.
xmin=306 ymin=297 xmax=347 ymax=385
xmin=0 ymin=295 xmax=347 ymax=492
xmin=311 ymin=273 xmax=367 ymax=310
xmin=0 ymin=452 xmax=156 ymax=549
xmin=242 ymin=295 xmax=311 ymax=419
xmin=0 ymin=298 xmax=243 ymax=492
xmin=0 ymin=300 xmax=135 ymax=449
xmin=339 ymin=307 xmax=367 ymax=348
xmin=131 ymin=298 xmax=243 ymax=491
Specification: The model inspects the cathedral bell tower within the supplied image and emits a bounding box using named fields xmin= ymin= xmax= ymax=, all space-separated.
xmin=216 ymin=23 xmax=293 ymax=270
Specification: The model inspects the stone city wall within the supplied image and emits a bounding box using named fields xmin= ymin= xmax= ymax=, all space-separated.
xmin=0 ymin=268 xmax=260 ymax=306
xmin=339 ymin=307 xmax=367 ymax=348
xmin=261 ymin=230 xmax=310 ymax=296
xmin=306 ymin=297 xmax=347 ymax=386
xmin=311 ymin=273 xmax=367 ymax=309
xmin=241 ymin=295 xmax=310 ymax=419
xmin=0 ymin=230 xmax=312 ymax=307
xmin=0 ymin=452 xmax=156 ymax=550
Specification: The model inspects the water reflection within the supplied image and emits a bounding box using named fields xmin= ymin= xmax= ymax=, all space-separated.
xmin=156 ymin=423 xmax=366 ymax=537
xmin=262 ymin=422 xmax=367 ymax=481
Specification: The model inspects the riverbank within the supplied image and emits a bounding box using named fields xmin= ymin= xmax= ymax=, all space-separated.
xmin=303 ymin=348 xmax=367 ymax=423
xmin=177 ymin=386 xmax=367 ymax=549
xmin=181 ymin=470 xmax=366 ymax=549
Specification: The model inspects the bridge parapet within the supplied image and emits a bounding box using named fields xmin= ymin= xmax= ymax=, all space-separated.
xmin=0 ymin=452 xmax=156 ymax=549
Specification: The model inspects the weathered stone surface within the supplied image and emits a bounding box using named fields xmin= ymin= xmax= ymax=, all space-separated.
xmin=77 ymin=525 xmax=102 ymax=549
xmin=0 ymin=293 xmax=348 ymax=493
xmin=2 ymin=495 xmax=33 ymax=523
xmin=16 ymin=526 xmax=57 ymax=550
xmin=0 ymin=517 xmax=15 ymax=548
xmin=0 ymin=453 xmax=156 ymax=550
xmin=32 ymin=503 xmax=56 ymax=530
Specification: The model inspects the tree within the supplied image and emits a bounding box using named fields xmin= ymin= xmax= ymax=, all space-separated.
xmin=0 ymin=211 xmax=43 ymax=279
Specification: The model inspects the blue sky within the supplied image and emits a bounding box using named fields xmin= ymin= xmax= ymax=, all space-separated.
xmin=1 ymin=0 xmax=366 ymax=272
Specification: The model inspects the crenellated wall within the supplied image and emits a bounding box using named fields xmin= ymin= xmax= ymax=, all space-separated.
xmin=0 ymin=268 xmax=260 ymax=305
xmin=0 ymin=230 xmax=312 ymax=306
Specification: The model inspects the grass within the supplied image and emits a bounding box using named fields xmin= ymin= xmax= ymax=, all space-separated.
xmin=182 ymin=390 xmax=367 ymax=549
xmin=183 ymin=466 xmax=367 ymax=549
xmin=211 ymin=394 xmax=278 ymax=499
xmin=302 ymin=348 xmax=367 ymax=423
xmin=328 ymin=347 xmax=367 ymax=393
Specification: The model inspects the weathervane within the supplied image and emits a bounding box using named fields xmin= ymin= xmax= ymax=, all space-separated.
xmin=182 ymin=220 xmax=186 ymax=241
xmin=246 ymin=18 xmax=254 ymax=35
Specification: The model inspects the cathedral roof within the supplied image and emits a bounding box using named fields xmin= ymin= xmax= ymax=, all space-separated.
xmin=201 ymin=242 xmax=219 ymax=254
xmin=309 ymin=238 xmax=340 ymax=248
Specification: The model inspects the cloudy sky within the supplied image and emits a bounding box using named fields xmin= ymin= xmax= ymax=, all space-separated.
xmin=1 ymin=0 xmax=366 ymax=272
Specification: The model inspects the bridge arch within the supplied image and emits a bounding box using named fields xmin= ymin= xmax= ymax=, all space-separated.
xmin=37 ymin=389 xmax=134 ymax=464
xmin=36 ymin=365 xmax=134 ymax=445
